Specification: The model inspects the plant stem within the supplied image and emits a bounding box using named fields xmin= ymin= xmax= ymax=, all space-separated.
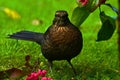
xmin=118 ymin=0 xmax=120 ymax=71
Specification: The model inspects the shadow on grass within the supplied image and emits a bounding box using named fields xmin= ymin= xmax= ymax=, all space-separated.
xmin=50 ymin=61 xmax=120 ymax=80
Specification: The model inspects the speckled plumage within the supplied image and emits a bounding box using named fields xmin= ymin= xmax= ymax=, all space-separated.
xmin=42 ymin=22 xmax=82 ymax=61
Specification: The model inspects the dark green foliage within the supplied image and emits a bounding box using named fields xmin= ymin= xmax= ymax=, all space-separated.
xmin=96 ymin=12 xmax=116 ymax=41
xmin=71 ymin=7 xmax=90 ymax=27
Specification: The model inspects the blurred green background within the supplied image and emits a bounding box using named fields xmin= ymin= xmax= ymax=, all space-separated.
xmin=0 ymin=0 xmax=119 ymax=80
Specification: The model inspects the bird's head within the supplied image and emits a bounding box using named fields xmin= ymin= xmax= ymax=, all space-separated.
xmin=53 ymin=10 xmax=70 ymax=26
xmin=55 ymin=10 xmax=68 ymax=18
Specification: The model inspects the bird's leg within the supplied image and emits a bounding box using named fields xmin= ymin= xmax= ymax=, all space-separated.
xmin=48 ymin=60 xmax=53 ymax=73
xmin=67 ymin=60 xmax=76 ymax=75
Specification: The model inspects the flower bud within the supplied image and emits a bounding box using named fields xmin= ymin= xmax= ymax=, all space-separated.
xmin=77 ymin=0 xmax=88 ymax=6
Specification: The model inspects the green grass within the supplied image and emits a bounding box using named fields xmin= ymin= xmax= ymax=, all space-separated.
xmin=0 ymin=0 xmax=119 ymax=80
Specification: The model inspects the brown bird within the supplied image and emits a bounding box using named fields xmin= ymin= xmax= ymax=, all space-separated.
xmin=8 ymin=10 xmax=83 ymax=74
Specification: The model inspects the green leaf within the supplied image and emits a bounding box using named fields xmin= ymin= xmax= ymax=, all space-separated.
xmin=71 ymin=7 xmax=90 ymax=27
xmin=104 ymin=4 xmax=119 ymax=15
xmin=96 ymin=12 xmax=116 ymax=41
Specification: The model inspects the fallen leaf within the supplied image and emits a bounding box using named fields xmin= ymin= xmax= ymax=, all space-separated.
xmin=0 ymin=68 xmax=23 ymax=80
xmin=3 ymin=7 xmax=21 ymax=20
xmin=32 ymin=19 xmax=43 ymax=26
xmin=0 ymin=55 xmax=40 ymax=79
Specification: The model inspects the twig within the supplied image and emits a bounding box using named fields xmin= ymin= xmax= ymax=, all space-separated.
xmin=118 ymin=0 xmax=120 ymax=71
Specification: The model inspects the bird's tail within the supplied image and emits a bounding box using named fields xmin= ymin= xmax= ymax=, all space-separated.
xmin=8 ymin=30 xmax=44 ymax=44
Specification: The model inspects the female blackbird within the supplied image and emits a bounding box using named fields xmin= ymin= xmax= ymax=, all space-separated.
xmin=8 ymin=10 xmax=83 ymax=74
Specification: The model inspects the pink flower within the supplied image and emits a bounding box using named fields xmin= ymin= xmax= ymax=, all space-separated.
xmin=31 ymin=72 xmax=39 ymax=77
xmin=38 ymin=69 xmax=47 ymax=77
xmin=26 ymin=72 xmax=39 ymax=80
xmin=77 ymin=0 xmax=88 ymax=6
xmin=25 ymin=69 xmax=53 ymax=80
xmin=41 ymin=70 xmax=47 ymax=77
xmin=41 ymin=77 xmax=53 ymax=80
xmin=37 ymin=69 xmax=42 ymax=75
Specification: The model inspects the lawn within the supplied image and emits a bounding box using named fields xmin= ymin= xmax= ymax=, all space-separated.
xmin=0 ymin=0 xmax=119 ymax=80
